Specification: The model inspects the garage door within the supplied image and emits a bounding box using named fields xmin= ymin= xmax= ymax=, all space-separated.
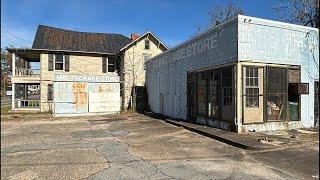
xmin=54 ymin=82 xmax=88 ymax=114
xmin=54 ymin=82 xmax=120 ymax=114
xmin=88 ymin=83 xmax=120 ymax=113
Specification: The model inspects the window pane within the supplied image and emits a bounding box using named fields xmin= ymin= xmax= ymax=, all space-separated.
xmin=253 ymin=77 xmax=258 ymax=86
xmin=108 ymin=58 xmax=115 ymax=65
xmin=55 ymin=63 xmax=63 ymax=70
xmin=246 ymin=96 xmax=259 ymax=107
xmin=107 ymin=58 xmax=116 ymax=72
xmin=55 ymin=54 xmax=63 ymax=62
xmin=267 ymin=94 xmax=287 ymax=120
xmin=108 ymin=65 xmax=115 ymax=72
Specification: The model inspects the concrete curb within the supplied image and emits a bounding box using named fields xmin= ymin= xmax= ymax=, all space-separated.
xmin=163 ymin=119 xmax=271 ymax=151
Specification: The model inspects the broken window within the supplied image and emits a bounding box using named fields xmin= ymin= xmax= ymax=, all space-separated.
xmin=222 ymin=68 xmax=232 ymax=106
xmin=267 ymin=67 xmax=287 ymax=121
xmin=245 ymin=67 xmax=259 ymax=107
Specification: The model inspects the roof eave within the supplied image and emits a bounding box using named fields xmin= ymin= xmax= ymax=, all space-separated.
xmin=7 ymin=48 xmax=117 ymax=56
xmin=119 ymin=31 xmax=169 ymax=52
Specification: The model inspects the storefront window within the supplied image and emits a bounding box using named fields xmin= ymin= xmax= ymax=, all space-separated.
xmin=267 ymin=67 xmax=287 ymax=121
xmin=222 ymin=68 xmax=232 ymax=106
xmin=197 ymin=72 xmax=208 ymax=118
xmin=209 ymin=70 xmax=220 ymax=120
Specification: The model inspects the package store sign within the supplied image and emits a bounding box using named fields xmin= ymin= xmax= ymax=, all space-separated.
xmin=148 ymin=33 xmax=219 ymax=69
xmin=55 ymin=74 xmax=119 ymax=83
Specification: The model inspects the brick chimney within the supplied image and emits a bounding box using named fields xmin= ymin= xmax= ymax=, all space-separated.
xmin=131 ymin=33 xmax=140 ymax=41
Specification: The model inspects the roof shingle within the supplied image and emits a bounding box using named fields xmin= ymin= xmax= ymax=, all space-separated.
xmin=32 ymin=25 xmax=131 ymax=54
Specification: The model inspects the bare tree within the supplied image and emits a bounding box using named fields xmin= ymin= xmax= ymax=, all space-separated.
xmin=196 ymin=2 xmax=244 ymax=34
xmin=123 ymin=51 xmax=146 ymax=110
xmin=273 ymin=0 xmax=319 ymax=28
xmin=209 ymin=2 xmax=244 ymax=26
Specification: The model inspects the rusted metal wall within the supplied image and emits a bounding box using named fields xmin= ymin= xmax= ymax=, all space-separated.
xmin=54 ymin=74 xmax=120 ymax=115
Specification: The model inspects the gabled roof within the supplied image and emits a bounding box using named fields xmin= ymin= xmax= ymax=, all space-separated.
xmin=32 ymin=25 xmax=132 ymax=54
xmin=120 ymin=31 xmax=168 ymax=51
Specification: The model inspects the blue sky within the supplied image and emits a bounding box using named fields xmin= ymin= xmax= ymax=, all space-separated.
xmin=1 ymin=0 xmax=278 ymax=48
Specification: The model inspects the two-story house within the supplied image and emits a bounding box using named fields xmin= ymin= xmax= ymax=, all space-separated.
xmin=8 ymin=25 xmax=167 ymax=115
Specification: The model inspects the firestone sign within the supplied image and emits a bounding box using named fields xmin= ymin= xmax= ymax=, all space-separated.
xmin=54 ymin=74 xmax=119 ymax=83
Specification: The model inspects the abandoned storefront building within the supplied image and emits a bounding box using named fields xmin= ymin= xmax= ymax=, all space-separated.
xmin=146 ymin=15 xmax=319 ymax=133
xmin=8 ymin=25 xmax=167 ymax=115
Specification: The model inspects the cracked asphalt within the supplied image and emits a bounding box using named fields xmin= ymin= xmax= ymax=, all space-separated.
xmin=1 ymin=113 xmax=319 ymax=179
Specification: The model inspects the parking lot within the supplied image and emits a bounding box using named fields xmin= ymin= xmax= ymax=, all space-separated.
xmin=1 ymin=113 xmax=319 ymax=179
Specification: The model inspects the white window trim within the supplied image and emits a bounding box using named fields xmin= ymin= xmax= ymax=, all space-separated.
xmin=54 ymin=54 xmax=65 ymax=71
xmin=244 ymin=67 xmax=260 ymax=108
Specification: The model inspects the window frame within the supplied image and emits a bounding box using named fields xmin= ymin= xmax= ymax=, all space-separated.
xmin=221 ymin=68 xmax=233 ymax=107
xmin=106 ymin=57 xmax=116 ymax=73
xmin=54 ymin=54 xmax=65 ymax=71
xmin=266 ymin=67 xmax=288 ymax=121
xmin=244 ymin=67 xmax=260 ymax=108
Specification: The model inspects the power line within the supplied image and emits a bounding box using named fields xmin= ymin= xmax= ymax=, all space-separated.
xmin=1 ymin=30 xmax=30 ymax=47
xmin=1 ymin=26 xmax=32 ymax=44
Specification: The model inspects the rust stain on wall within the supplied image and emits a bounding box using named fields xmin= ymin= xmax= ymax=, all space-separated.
xmin=73 ymin=83 xmax=87 ymax=105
